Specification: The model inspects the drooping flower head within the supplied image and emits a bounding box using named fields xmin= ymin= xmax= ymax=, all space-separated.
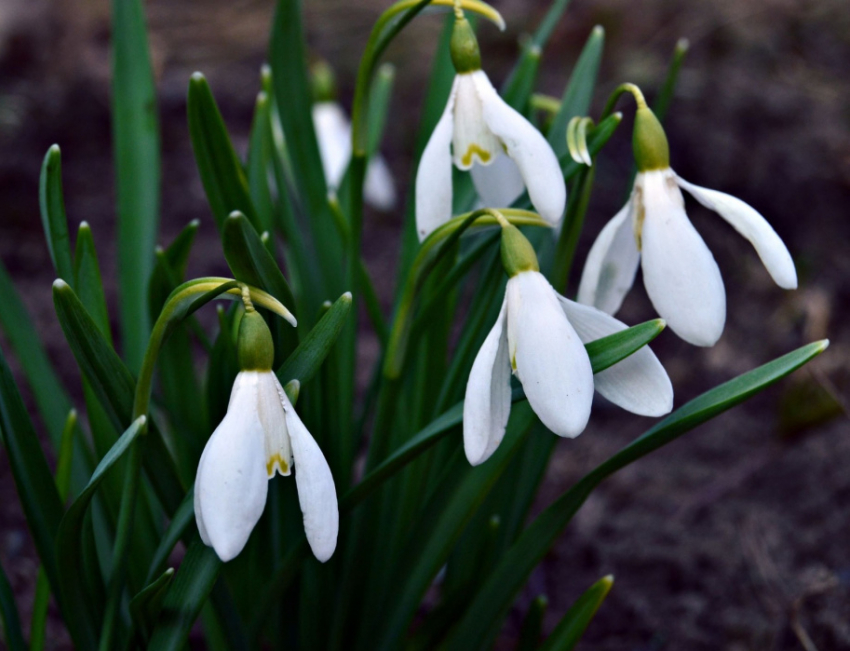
xmin=415 ymin=9 xmax=565 ymax=241
xmin=463 ymin=215 xmax=673 ymax=466
xmin=195 ymin=306 xmax=338 ymax=562
xmin=310 ymin=60 xmax=397 ymax=211
xmin=577 ymin=88 xmax=797 ymax=346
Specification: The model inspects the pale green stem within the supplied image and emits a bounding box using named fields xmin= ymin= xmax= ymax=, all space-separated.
xmin=600 ymin=82 xmax=647 ymax=121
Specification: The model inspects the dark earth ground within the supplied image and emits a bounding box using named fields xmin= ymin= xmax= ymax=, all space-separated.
xmin=1 ymin=0 xmax=849 ymax=648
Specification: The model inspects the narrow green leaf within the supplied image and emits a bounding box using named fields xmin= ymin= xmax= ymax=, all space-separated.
xmin=370 ymin=404 xmax=535 ymax=651
xmin=112 ymin=0 xmax=160 ymax=374
xmin=0 ymin=345 xmax=65 ymax=604
xmin=516 ymin=595 xmax=548 ymax=651
xmin=55 ymin=416 xmax=146 ymax=650
xmin=276 ymin=291 xmax=352 ymax=387
xmin=38 ymin=144 xmax=74 ymax=283
xmin=539 ymin=575 xmax=613 ymax=651
xmin=447 ymin=340 xmax=829 ymax=650
xmin=0 ymin=559 xmax=25 ymax=651
xmin=148 ymin=220 xmax=199 ymax=316
xmin=548 ymin=26 xmax=604 ymax=159
xmin=30 ymin=410 xmax=78 ymax=651
xmin=52 ymin=280 xmax=186 ymax=513
xmin=501 ymin=44 xmax=542 ymax=112
xmin=366 ymin=63 xmax=395 ymax=157
xmin=130 ymin=567 xmax=175 ymax=643
xmin=74 ymin=222 xmax=112 ymax=342
xmin=146 ymin=491 xmax=195 ymax=585
xmin=188 ymin=73 xmax=257 ymax=230
xmin=247 ymin=91 xmax=276 ymax=239
xmin=531 ymin=0 xmax=573 ymax=49
xmin=147 ymin=539 xmax=222 ymax=651
xmin=653 ymin=38 xmax=690 ymax=122
xmin=221 ymin=212 xmax=296 ymax=312
xmin=0 ymin=262 xmax=72 ymax=444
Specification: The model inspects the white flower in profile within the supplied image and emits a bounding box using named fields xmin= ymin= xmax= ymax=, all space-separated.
xmin=311 ymin=61 xmax=397 ymax=211
xmin=194 ymin=310 xmax=338 ymax=562
xmin=415 ymin=12 xmax=565 ymax=241
xmin=578 ymin=97 xmax=797 ymax=347
xmin=464 ymin=220 xmax=673 ymax=466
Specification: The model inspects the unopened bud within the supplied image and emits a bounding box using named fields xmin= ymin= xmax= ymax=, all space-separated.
xmin=500 ymin=222 xmax=540 ymax=277
xmin=237 ymin=310 xmax=275 ymax=371
xmin=450 ymin=16 xmax=482 ymax=73
xmin=632 ymin=105 xmax=670 ymax=171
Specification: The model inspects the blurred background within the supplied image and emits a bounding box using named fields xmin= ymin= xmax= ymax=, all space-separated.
xmin=1 ymin=0 xmax=848 ymax=648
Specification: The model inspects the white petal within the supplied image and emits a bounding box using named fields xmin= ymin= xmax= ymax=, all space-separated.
xmin=557 ymin=297 xmax=673 ymax=417
xmin=452 ymin=73 xmax=501 ymax=170
xmin=364 ymin=154 xmax=397 ymax=211
xmin=257 ymin=373 xmax=293 ymax=477
xmin=195 ymin=372 xmax=268 ymax=562
xmin=415 ymin=78 xmax=458 ymax=241
xmin=676 ymin=175 xmax=797 ymax=289
xmin=473 ymin=71 xmax=566 ymax=226
xmin=507 ymin=271 xmax=593 ymax=438
xmin=639 ymin=171 xmax=726 ymax=347
xmin=312 ymin=102 xmax=352 ymax=189
xmin=284 ymin=393 xmax=338 ymax=562
xmin=463 ymin=297 xmax=511 ymax=465
xmin=576 ymin=200 xmax=641 ymax=315
xmin=470 ymin=154 xmax=525 ymax=208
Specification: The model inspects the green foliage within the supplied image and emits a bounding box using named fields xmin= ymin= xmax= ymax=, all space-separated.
xmin=0 ymin=1 xmax=824 ymax=649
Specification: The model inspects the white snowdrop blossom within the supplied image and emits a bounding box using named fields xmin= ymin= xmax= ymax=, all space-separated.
xmin=312 ymin=101 xmax=397 ymax=211
xmin=577 ymin=168 xmax=798 ymax=347
xmin=463 ymin=269 xmax=673 ymax=466
xmin=415 ymin=69 xmax=565 ymax=241
xmin=195 ymin=369 xmax=338 ymax=563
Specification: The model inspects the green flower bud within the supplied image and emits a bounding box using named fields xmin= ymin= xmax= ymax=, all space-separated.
xmin=310 ymin=60 xmax=337 ymax=103
xmin=450 ymin=16 xmax=481 ymax=73
xmin=632 ymin=105 xmax=670 ymax=171
xmin=500 ymin=222 xmax=540 ymax=277
xmin=238 ymin=309 xmax=275 ymax=371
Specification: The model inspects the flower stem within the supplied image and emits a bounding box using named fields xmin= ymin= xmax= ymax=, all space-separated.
xmin=599 ymin=82 xmax=647 ymax=121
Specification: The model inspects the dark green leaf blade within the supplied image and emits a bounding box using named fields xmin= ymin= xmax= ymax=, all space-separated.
xmin=447 ymin=340 xmax=829 ymax=651
xmin=112 ymin=0 xmax=160 ymax=374
xmin=38 ymin=144 xmax=74 ymax=284
xmin=0 ymin=558 xmax=26 ymax=651
xmin=55 ymin=416 xmax=146 ymax=650
xmin=548 ymin=26 xmax=605 ymax=159
xmin=539 ymin=575 xmax=613 ymax=651
xmin=130 ymin=567 xmax=175 ymax=644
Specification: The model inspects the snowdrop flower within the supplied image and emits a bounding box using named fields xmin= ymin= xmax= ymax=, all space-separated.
xmin=195 ymin=309 xmax=338 ymax=562
xmin=464 ymin=218 xmax=673 ymax=466
xmin=415 ymin=10 xmax=565 ymax=241
xmin=578 ymin=91 xmax=797 ymax=347
xmin=311 ymin=62 xmax=397 ymax=211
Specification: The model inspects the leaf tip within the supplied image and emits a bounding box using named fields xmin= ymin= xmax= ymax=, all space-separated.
xmin=815 ymin=339 xmax=830 ymax=353
xmin=48 ymin=143 xmax=61 ymax=157
xmin=78 ymin=221 xmax=91 ymax=233
xmin=341 ymin=291 xmax=353 ymax=303
xmin=52 ymin=278 xmax=69 ymax=292
xmin=190 ymin=71 xmax=206 ymax=84
xmin=592 ymin=24 xmax=605 ymax=38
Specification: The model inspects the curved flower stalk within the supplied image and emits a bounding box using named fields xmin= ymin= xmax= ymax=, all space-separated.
xmin=195 ymin=306 xmax=338 ymax=562
xmin=578 ymin=86 xmax=797 ymax=347
xmin=415 ymin=8 xmax=565 ymax=241
xmin=464 ymin=216 xmax=673 ymax=466
xmin=311 ymin=62 xmax=397 ymax=211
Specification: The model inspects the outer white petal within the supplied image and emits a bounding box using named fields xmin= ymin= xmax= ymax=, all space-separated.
xmin=364 ymin=154 xmax=397 ymax=211
xmin=312 ymin=102 xmax=352 ymax=189
xmin=463 ymin=297 xmax=511 ymax=465
xmin=576 ymin=200 xmax=640 ymax=315
xmin=507 ymin=271 xmax=593 ymax=438
xmin=469 ymin=154 xmax=525 ymax=208
xmin=675 ymin=175 xmax=797 ymax=289
xmin=639 ymin=170 xmax=726 ymax=347
xmin=284 ymin=393 xmax=338 ymax=562
xmin=415 ymin=78 xmax=458 ymax=241
xmin=557 ymin=297 xmax=673 ymax=417
xmin=195 ymin=372 xmax=268 ymax=562
xmin=473 ymin=71 xmax=566 ymax=226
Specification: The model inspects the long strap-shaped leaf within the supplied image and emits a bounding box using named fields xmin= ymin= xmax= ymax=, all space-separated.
xmin=539 ymin=575 xmax=613 ymax=651
xmin=112 ymin=0 xmax=160 ymax=374
xmin=446 ymin=340 xmax=829 ymax=650
xmin=0 ymin=549 xmax=26 ymax=651
xmin=55 ymin=416 xmax=146 ymax=649
xmin=188 ymin=73 xmax=258 ymax=231
xmin=0 ymin=346 xmax=65 ymax=608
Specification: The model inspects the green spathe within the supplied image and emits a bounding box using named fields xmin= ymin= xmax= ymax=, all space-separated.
xmin=451 ymin=16 xmax=481 ymax=73
xmin=310 ymin=60 xmax=337 ymax=103
xmin=632 ymin=105 xmax=670 ymax=171
xmin=238 ymin=310 xmax=274 ymax=371
xmin=500 ymin=222 xmax=540 ymax=276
